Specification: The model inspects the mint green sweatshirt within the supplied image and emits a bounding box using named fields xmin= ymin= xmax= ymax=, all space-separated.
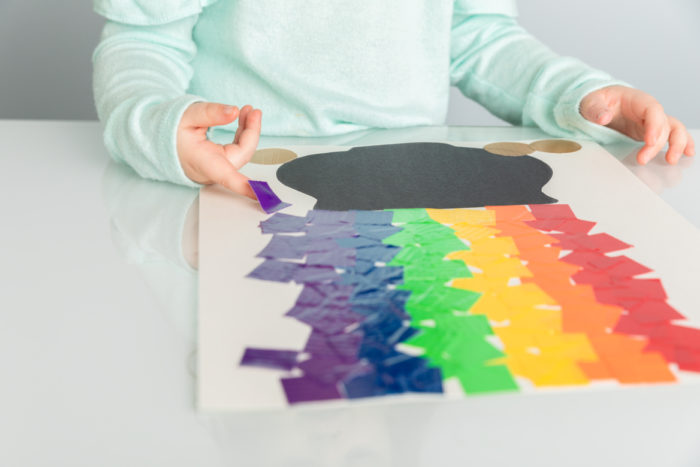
xmin=93 ymin=0 xmax=626 ymax=187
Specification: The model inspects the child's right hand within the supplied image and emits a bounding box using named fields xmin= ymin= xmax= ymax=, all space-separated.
xmin=177 ymin=103 xmax=262 ymax=198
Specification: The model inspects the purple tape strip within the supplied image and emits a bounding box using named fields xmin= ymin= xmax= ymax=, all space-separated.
xmin=306 ymin=210 xmax=356 ymax=225
xmin=247 ymin=259 xmax=302 ymax=283
xmin=240 ymin=348 xmax=299 ymax=371
xmin=294 ymin=265 xmax=341 ymax=284
xmin=256 ymin=235 xmax=307 ymax=259
xmin=259 ymin=213 xmax=307 ymax=234
xmin=281 ymin=376 xmax=342 ymax=404
xmin=307 ymin=249 xmax=356 ymax=267
xmin=249 ymin=180 xmax=291 ymax=214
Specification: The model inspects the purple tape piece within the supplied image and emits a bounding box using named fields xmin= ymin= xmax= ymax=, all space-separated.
xmin=305 ymin=223 xmax=357 ymax=238
xmin=304 ymin=330 xmax=339 ymax=356
xmin=307 ymin=249 xmax=356 ymax=267
xmin=249 ymin=180 xmax=292 ymax=214
xmin=328 ymin=332 xmax=363 ymax=360
xmin=256 ymin=235 xmax=308 ymax=259
xmin=302 ymin=330 xmax=362 ymax=360
xmin=298 ymin=358 xmax=371 ymax=384
xmin=247 ymin=259 xmax=302 ymax=283
xmin=286 ymin=304 xmax=349 ymax=319
xmin=297 ymin=357 xmax=349 ymax=383
xmin=302 ymin=238 xmax=341 ymax=254
xmin=295 ymin=283 xmax=355 ymax=308
xmin=293 ymin=265 xmax=341 ymax=284
xmin=240 ymin=348 xmax=299 ymax=371
xmin=259 ymin=213 xmax=307 ymax=234
xmin=281 ymin=376 xmax=342 ymax=404
xmin=291 ymin=306 xmax=365 ymax=335
xmin=306 ymin=210 xmax=356 ymax=225
xmin=335 ymin=237 xmax=381 ymax=249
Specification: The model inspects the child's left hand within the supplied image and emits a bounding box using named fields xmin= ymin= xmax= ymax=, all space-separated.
xmin=580 ymin=85 xmax=695 ymax=165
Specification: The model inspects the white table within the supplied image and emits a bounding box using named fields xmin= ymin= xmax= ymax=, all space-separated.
xmin=2 ymin=120 xmax=699 ymax=467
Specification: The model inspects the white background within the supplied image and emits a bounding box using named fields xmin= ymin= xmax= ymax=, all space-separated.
xmin=1 ymin=0 xmax=698 ymax=126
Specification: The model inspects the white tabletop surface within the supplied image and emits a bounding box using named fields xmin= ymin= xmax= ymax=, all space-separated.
xmin=2 ymin=120 xmax=699 ymax=467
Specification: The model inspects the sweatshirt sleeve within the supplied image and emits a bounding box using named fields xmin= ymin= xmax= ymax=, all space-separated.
xmin=92 ymin=1 xmax=217 ymax=187
xmin=450 ymin=6 xmax=630 ymax=144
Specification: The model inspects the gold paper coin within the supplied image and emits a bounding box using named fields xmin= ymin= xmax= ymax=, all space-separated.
xmin=483 ymin=142 xmax=534 ymax=157
xmin=529 ymin=139 xmax=582 ymax=154
xmin=250 ymin=148 xmax=298 ymax=165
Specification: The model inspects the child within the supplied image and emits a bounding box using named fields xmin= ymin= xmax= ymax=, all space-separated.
xmin=93 ymin=0 xmax=694 ymax=200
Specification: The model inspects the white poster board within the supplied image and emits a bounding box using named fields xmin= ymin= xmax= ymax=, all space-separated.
xmin=198 ymin=141 xmax=700 ymax=411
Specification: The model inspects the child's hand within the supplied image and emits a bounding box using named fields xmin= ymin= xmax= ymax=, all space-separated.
xmin=177 ymin=103 xmax=262 ymax=198
xmin=580 ymin=85 xmax=695 ymax=165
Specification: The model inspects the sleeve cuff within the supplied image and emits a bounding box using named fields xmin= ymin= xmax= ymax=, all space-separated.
xmin=157 ymin=94 xmax=205 ymax=188
xmin=555 ymin=78 xmax=635 ymax=145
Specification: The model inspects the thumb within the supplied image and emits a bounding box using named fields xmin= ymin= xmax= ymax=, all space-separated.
xmin=182 ymin=102 xmax=239 ymax=129
xmin=215 ymin=163 xmax=256 ymax=200
xmin=580 ymin=93 xmax=614 ymax=126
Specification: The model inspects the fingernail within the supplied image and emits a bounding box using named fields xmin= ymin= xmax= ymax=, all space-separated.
xmin=223 ymin=105 xmax=235 ymax=114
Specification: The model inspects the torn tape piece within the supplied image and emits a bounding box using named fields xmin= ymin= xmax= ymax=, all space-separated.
xmin=249 ymin=180 xmax=292 ymax=214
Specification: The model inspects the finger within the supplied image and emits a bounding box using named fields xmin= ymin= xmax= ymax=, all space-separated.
xmin=665 ymin=118 xmax=689 ymax=164
xmin=238 ymin=108 xmax=262 ymax=150
xmin=580 ymin=92 xmax=615 ymax=126
xmin=224 ymin=108 xmax=262 ymax=169
xmin=669 ymin=117 xmax=695 ymax=157
xmin=637 ymin=117 xmax=670 ymax=165
xmin=684 ymin=131 xmax=695 ymax=157
xmin=636 ymin=102 xmax=668 ymax=165
xmin=234 ymin=105 xmax=253 ymax=145
xmin=183 ymin=102 xmax=239 ymax=129
xmin=641 ymin=103 xmax=666 ymax=147
xmin=201 ymin=155 xmax=256 ymax=199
